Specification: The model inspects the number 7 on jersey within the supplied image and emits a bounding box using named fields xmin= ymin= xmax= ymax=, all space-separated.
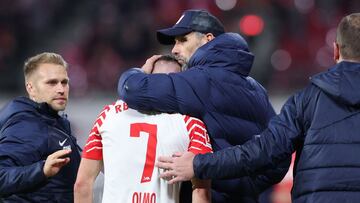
xmin=130 ymin=123 xmax=158 ymax=183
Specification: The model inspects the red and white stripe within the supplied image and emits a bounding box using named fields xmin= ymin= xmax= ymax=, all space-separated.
xmin=82 ymin=105 xmax=111 ymax=160
xmin=183 ymin=115 xmax=212 ymax=154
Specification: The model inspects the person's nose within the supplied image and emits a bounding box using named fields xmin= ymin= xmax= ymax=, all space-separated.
xmin=172 ymin=43 xmax=180 ymax=56
xmin=56 ymin=83 xmax=66 ymax=95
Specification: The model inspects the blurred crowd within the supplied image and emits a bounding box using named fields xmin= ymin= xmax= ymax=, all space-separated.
xmin=1 ymin=0 xmax=359 ymax=96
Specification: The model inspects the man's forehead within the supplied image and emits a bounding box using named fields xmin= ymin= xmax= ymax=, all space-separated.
xmin=32 ymin=64 xmax=67 ymax=78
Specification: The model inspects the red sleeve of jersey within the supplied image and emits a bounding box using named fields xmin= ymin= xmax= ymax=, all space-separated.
xmin=82 ymin=126 xmax=103 ymax=160
xmin=82 ymin=105 xmax=111 ymax=160
xmin=184 ymin=115 xmax=212 ymax=154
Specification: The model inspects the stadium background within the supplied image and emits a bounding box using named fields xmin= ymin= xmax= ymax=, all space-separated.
xmin=1 ymin=0 xmax=359 ymax=202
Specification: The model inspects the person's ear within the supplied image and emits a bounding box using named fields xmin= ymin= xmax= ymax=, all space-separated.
xmin=25 ymin=82 xmax=32 ymax=94
xmin=26 ymin=81 xmax=35 ymax=100
xmin=205 ymin=33 xmax=215 ymax=42
xmin=333 ymin=42 xmax=340 ymax=63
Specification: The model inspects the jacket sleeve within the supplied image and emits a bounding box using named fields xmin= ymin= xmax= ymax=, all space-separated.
xmin=0 ymin=161 xmax=47 ymax=196
xmin=252 ymin=142 xmax=291 ymax=194
xmin=193 ymin=92 xmax=306 ymax=180
xmin=118 ymin=68 xmax=204 ymax=116
xmin=0 ymin=121 xmax=48 ymax=196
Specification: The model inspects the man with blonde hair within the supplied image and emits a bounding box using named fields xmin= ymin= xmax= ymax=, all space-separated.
xmin=0 ymin=52 xmax=81 ymax=202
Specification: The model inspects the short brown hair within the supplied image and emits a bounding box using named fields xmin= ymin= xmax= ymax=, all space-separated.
xmin=24 ymin=52 xmax=68 ymax=81
xmin=153 ymin=55 xmax=182 ymax=67
xmin=336 ymin=13 xmax=360 ymax=60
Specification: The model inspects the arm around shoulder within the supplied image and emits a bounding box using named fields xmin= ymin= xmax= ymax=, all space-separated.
xmin=118 ymin=68 xmax=194 ymax=113
xmin=118 ymin=68 xmax=144 ymax=100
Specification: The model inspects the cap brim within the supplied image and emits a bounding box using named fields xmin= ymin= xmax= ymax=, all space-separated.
xmin=156 ymin=27 xmax=192 ymax=45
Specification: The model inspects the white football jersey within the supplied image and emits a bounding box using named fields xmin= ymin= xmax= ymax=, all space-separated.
xmin=83 ymin=100 xmax=212 ymax=203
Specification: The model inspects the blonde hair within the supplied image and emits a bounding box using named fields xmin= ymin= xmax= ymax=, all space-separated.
xmin=24 ymin=52 xmax=68 ymax=81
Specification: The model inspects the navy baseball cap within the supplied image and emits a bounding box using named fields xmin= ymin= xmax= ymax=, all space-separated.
xmin=157 ymin=9 xmax=225 ymax=45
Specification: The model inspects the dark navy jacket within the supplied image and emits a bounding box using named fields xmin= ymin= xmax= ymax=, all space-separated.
xmin=0 ymin=97 xmax=81 ymax=203
xmin=194 ymin=61 xmax=360 ymax=202
xmin=118 ymin=33 xmax=289 ymax=202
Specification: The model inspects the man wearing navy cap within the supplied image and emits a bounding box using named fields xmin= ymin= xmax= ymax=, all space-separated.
xmin=157 ymin=10 xmax=225 ymax=44
xmin=118 ymin=9 xmax=290 ymax=203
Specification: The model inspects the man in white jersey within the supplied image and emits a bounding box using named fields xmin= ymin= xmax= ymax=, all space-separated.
xmin=74 ymin=55 xmax=212 ymax=203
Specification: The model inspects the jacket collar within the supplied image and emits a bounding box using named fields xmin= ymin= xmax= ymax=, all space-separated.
xmin=188 ymin=33 xmax=254 ymax=76
xmin=311 ymin=61 xmax=360 ymax=106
